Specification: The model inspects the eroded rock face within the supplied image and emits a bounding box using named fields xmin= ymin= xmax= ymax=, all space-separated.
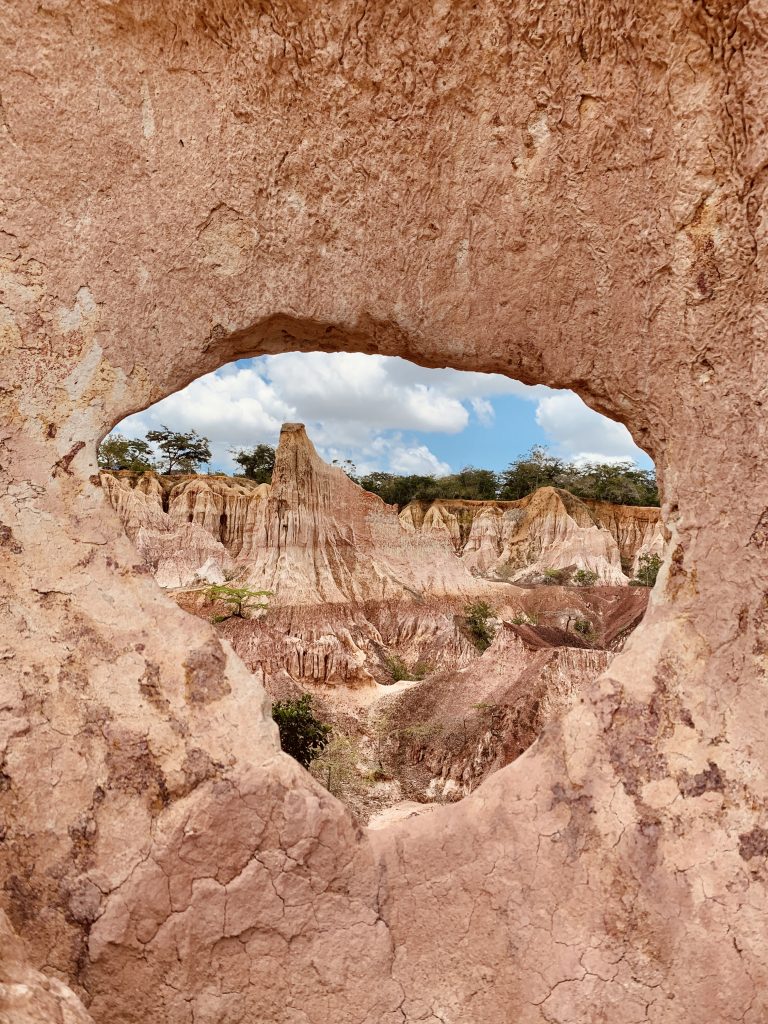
xmin=104 ymin=423 xmax=660 ymax=593
xmin=0 ymin=912 xmax=93 ymax=1024
xmin=380 ymin=624 xmax=612 ymax=801
xmin=2 ymin=1 xmax=767 ymax=1021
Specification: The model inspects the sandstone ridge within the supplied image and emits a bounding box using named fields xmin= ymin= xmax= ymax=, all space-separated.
xmin=103 ymin=422 xmax=664 ymax=600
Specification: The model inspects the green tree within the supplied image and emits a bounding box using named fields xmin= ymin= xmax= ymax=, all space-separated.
xmin=437 ymin=466 xmax=499 ymax=500
xmin=331 ymin=457 xmax=359 ymax=480
xmin=498 ymin=446 xmax=567 ymax=500
xmin=498 ymin=445 xmax=659 ymax=507
xmin=146 ymin=425 xmax=212 ymax=474
xmin=232 ymin=443 xmax=276 ymax=483
xmin=571 ymin=461 xmax=658 ymax=506
xmin=630 ymin=552 xmax=662 ymax=587
xmin=272 ymin=694 xmax=331 ymax=769
xmin=206 ymin=584 xmax=270 ymax=621
xmin=573 ymin=568 xmax=599 ymax=587
xmin=357 ymin=472 xmax=443 ymax=507
xmin=464 ymin=600 xmax=497 ymax=652
xmin=97 ymin=433 xmax=156 ymax=472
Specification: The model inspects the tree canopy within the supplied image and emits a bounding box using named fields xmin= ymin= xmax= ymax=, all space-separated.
xmin=97 ymin=424 xmax=659 ymax=508
xmin=145 ymin=425 xmax=212 ymax=474
xmin=232 ymin=443 xmax=276 ymax=483
xmin=97 ymin=433 xmax=156 ymax=472
xmin=357 ymin=450 xmax=658 ymax=508
xmin=497 ymin=446 xmax=658 ymax=506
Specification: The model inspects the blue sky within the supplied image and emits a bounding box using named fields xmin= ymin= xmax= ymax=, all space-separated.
xmin=116 ymin=352 xmax=653 ymax=475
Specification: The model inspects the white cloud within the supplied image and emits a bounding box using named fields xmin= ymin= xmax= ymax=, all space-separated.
xmin=470 ymin=397 xmax=494 ymax=427
xmin=263 ymin=352 xmax=470 ymax=435
xmin=115 ymin=352 xmax=648 ymax=475
xmin=387 ymin=444 xmax=452 ymax=476
xmin=535 ymin=392 xmax=645 ymax=464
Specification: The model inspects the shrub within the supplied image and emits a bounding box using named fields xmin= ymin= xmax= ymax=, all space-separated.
xmin=464 ymin=600 xmax=497 ymax=651
xmin=384 ymin=654 xmax=431 ymax=681
xmin=272 ymin=694 xmax=331 ymax=769
xmin=573 ymin=568 xmax=599 ymax=587
xmin=631 ymin=552 xmax=662 ymax=588
xmin=309 ymin=734 xmax=367 ymax=798
xmin=542 ymin=567 xmax=569 ymax=585
xmin=384 ymin=654 xmax=409 ymax=681
xmin=206 ymin=584 xmax=270 ymax=621
xmin=573 ymin=618 xmax=593 ymax=636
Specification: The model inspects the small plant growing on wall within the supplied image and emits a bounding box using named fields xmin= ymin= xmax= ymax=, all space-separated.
xmin=630 ymin=553 xmax=662 ymax=588
xmin=464 ymin=600 xmax=497 ymax=652
xmin=206 ymin=584 xmax=271 ymax=622
xmin=573 ymin=568 xmax=599 ymax=587
xmin=272 ymin=694 xmax=331 ymax=769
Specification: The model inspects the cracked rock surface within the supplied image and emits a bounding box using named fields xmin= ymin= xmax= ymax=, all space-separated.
xmin=1 ymin=0 xmax=767 ymax=1021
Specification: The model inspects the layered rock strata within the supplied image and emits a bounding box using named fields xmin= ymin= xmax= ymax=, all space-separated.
xmin=104 ymin=423 xmax=662 ymax=596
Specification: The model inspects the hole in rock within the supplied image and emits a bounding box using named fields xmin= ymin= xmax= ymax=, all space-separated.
xmin=100 ymin=352 xmax=662 ymax=829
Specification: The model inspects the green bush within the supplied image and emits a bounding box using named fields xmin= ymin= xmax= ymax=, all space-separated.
xmin=206 ymin=584 xmax=270 ymax=621
xmin=630 ymin=552 xmax=662 ymax=588
xmin=542 ymin=567 xmax=569 ymax=585
xmin=464 ymin=601 xmax=497 ymax=652
xmin=272 ymin=694 xmax=331 ymax=769
xmin=384 ymin=654 xmax=431 ymax=681
xmin=573 ymin=568 xmax=599 ymax=587
xmin=384 ymin=654 xmax=409 ymax=681
xmin=309 ymin=734 xmax=368 ymax=799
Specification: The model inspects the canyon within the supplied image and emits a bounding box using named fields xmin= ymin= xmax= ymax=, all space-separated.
xmin=103 ymin=422 xmax=658 ymax=813
xmin=3 ymin=1 xmax=766 ymax=1020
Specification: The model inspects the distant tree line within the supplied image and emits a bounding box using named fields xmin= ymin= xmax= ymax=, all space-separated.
xmin=357 ymin=446 xmax=658 ymax=507
xmin=98 ymin=431 xmax=658 ymax=508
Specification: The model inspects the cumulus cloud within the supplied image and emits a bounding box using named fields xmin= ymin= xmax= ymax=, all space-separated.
xmin=115 ymin=352 xmax=647 ymax=474
xmin=535 ymin=392 xmax=646 ymax=464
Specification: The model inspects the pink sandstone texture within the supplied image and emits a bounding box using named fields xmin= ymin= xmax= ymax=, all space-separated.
xmin=1 ymin=1 xmax=767 ymax=1022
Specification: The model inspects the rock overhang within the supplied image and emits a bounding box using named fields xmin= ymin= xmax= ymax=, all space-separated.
xmin=1 ymin=1 xmax=767 ymax=1021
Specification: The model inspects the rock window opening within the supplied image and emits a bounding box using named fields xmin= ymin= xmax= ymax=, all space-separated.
xmin=99 ymin=351 xmax=663 ymax=828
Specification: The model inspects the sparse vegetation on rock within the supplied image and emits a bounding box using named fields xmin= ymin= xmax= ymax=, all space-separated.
xmin=272 ymin=694 xmax=331 ymax=769
xmin=464 ymin=600 xmax=497 ymax=651
xmin=630 ymin=552 xmax=662 ymax=587
xmin=384 ymin=655 xmax=430 ymax=682
xmin=573 ymin=568 xmax=599 ymax=586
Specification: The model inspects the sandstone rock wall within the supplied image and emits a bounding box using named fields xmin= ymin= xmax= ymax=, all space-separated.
xmin=380 ymin=624 xmax=612 ymax=801
xmin=3 ymin=1 xmax=767 ymax=1021
xmin=0 ymin=912 xmax=94 ymax=1024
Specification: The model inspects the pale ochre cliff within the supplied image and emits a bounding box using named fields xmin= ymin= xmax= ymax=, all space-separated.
xmin=103 ymin=423 xmax=662 ymax=599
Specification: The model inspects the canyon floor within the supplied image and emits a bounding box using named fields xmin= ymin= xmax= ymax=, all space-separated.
xmin=104 ymin=423 xmax=659 ymax=822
